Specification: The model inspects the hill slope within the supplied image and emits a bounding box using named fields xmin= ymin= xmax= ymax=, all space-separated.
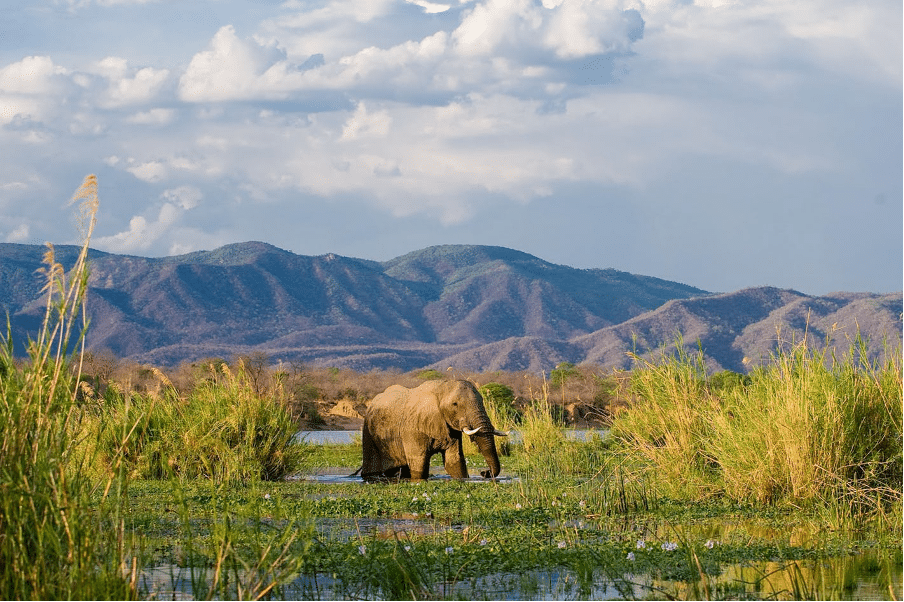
xmin=0 ymin=242 xmax=898 ymax=373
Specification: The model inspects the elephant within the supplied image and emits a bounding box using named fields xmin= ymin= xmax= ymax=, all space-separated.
xmin=360 ymin=379 xmax=507 ymax=481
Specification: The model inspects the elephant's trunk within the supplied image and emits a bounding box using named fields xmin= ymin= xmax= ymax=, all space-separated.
xmin=471 ymin=432 xmax=501 ymax=478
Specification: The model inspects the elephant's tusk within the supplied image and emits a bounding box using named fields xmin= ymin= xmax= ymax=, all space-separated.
xmin=462 ymin=426 xmax=509 ymax=437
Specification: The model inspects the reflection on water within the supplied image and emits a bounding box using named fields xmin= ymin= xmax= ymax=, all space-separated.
xmin=142 ymin=547 xmax=901 ymax=601
xmin=304 ymin=472 xmax=519 ymax=484
xmin=137 ymin=504 xmax=902 ymax=600
xmin=296 ymin=429 xmax=608 ymax=445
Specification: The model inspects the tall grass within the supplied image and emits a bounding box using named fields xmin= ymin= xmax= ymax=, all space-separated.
xmin=0 ymin=175 xmax=138 ymax=599
xmin=81 ymin=360 xmax=309 ymax=483
xmin=611 ymin=333 xmax=903 ymax=515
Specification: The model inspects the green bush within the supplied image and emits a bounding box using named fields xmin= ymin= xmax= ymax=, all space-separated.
xmin=417 ymin=369 xmax=444 ymax=380
xmin=82 ymin=361 xmax=309 ymax=483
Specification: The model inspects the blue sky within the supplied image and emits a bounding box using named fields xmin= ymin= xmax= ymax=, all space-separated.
xmin=1 ymin=0 xmax=900 ymax=295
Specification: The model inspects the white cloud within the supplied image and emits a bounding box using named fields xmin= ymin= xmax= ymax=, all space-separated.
xmin=92 ymin=57 xmax=169 ymax=107
xmin=0 ymin=56 xmax=68 ymax=94
xmin=127 ymin=108 xmax=176 ymax=125
xmin=340 ymin=102 xmax=392 ymax=140
xmin=0 ymin=56 xmax=69 ymax=124
xmin=6 ymin=223 xmax=29 ymax=242
xmin=406 ymin=0 xmax=451 ymax=14
xmin=161 ymin=185 xmax=202 ymax=210
xmin=451 ymin=0 xmax=642 ymax=59
xmin=178 ymin=25 xmax=304 ymax=102
xmin=127 ymin=161 xmax=167 ymax=182
xmin=94 ymin=195 xmax=199 ymax=253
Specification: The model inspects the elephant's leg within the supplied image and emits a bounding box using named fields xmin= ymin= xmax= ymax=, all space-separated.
xmin=443 ymin=440 xmax=469 ymax=479
xmin=404 ymin=441 xmax=432 ymax=481
xmin=361 ymin=425 xmax=385 ymax=479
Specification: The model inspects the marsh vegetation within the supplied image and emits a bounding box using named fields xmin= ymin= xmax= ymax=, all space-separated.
xmin=0 ymin=176 xmax=900 ymax=600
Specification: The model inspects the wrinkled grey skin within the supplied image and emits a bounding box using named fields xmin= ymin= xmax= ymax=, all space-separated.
xmin=361 ymin=380 xmax=506 ymax=481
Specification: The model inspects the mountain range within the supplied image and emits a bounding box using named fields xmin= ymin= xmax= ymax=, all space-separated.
xmin=1 ymin=241 xmax=900 ymax=374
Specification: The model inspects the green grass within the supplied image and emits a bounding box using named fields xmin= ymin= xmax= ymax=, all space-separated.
xmin=78 ymin=361 xmax=309 ymax=483
xmin=611 ymin=334 xmax=902 ymax=518
xmin=0 ymin=176 xmax=138 ymax=599
xmin=120 ymin=475 xmax=901 ymax=600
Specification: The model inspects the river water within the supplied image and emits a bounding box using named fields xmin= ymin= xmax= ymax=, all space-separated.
xmin=296 ymin=429 xmax=607 ymax=445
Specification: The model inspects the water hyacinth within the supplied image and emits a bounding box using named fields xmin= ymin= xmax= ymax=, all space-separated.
xmin=661 ymin=542 xmax=678 ymax=552
xmin=636 ymin=540 xmax=646 ymax=550
xmin=627 ymin=552 xmax=636 ymax=561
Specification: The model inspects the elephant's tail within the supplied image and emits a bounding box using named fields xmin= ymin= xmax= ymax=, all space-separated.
xmin=349 ymin=465 xmax=363 ymax=478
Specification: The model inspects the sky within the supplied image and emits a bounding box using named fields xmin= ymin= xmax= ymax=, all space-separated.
xmin=0 ymin=0 xmax=901 ymax=296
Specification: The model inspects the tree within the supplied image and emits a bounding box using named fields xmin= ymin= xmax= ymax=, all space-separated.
xmin=550 ymin=362 xmax=579 ymax=403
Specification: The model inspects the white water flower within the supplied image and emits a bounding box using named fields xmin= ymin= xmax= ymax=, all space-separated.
xmin=445 ymin=546 xmax=454 ymax=554
xmin=627 ymin=552 xmax=635 ymax=561
xmin=662 ymin=542 xmax=678 ymax=552
xmin=515 ymin=503 xmax=522 ymax=509
xmin=480 ymin=539 xmax=488 ymax=546
xmin=557 ymin=541 xmax=567 ymax=549
xmin=579 ymin=500 xmax=586 ymax=509
xmin=263 ymin=493 xmax=271 ymax=500
xmin=358 ymin=545 xmax=366 ymax=555
xmin=636 ymin=540 xmax=646 ymax=550
xmin=705 ymin=539 xmax=716 ymax=549
xmin=404 ymin=545 xmax=411 ymax=552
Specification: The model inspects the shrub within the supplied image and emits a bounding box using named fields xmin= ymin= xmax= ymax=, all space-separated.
xmin=417 ymin=369 xmax=444 ymax=380
xmin=479 ymin=382 xmax=520 ymax=428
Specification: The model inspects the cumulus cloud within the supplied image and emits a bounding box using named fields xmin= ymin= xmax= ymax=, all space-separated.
xmin=0 ymin=56 xmax=70 ymax=124
xmin=181 ymin=1 xmax=645 ymax=106
xmin=451 ymin=0 xmax=642 ymax=59
xmin=161 ymin=185 xmax=202 ymax=210
xmin=92 ymin=57 xmax=170 ymax=107
xmin=340 ymin=102 xmax=392 ymax=140
xmin=178 ymin=25 xmax=306 ymax=102
xmin=127 ymin=161 xmax=167 ymax=182
xmin=94 ymin=186 xmax=201 ymax=253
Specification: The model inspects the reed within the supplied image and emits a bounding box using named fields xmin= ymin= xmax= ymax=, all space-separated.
xmin=80 ymin=359 xmax=309 ymax=483
xmin=611 ymin=332 xmax=903 ymax=514
xmin=0 ymin=176 xmax=138 ymax=599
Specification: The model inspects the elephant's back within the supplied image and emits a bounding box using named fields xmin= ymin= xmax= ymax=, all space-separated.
xmin=366 ymin=384 xmax=411 ymax=417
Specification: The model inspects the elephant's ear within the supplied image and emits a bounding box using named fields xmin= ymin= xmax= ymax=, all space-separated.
xmin=434 ymin=380 xmax=456 ymax=403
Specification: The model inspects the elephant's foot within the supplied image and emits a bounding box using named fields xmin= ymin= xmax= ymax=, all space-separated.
xmin=362 ymin=465 xmax=413 ymax=482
